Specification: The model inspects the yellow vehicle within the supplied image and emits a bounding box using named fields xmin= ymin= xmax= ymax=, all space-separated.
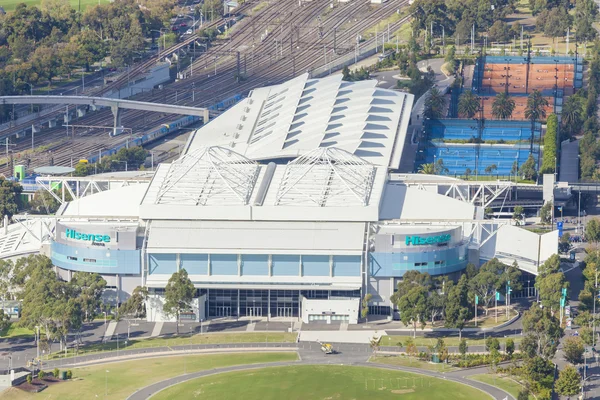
xmin=78 ymin=159 xmax=88 ymax=164
xmin=319 ymin=342 xmax=333 ymax=354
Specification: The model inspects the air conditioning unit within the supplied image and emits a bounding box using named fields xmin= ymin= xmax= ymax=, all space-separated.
xmin=236 ymin=124 xmax=243 ymax=130
xmin=248 ymin=99 xmax=254 ymax=105
xmin=241 ymin=115 xmax=246 ymax=121
xmin=230 ymin=141 xmax=236 ymax=148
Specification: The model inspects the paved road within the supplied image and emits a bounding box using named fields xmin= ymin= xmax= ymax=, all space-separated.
xmin=124 ymin=348 xmax=515 ymax=400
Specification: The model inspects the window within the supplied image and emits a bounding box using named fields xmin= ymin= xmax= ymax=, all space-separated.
xmin=434 ymin=260 xmax=446 ymax=266
xmin=414 ymin=262 xmax=427 ymax=267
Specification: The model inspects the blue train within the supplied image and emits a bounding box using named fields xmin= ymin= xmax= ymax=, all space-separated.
xmin=86 ymin=94 xmax=243 ymax=163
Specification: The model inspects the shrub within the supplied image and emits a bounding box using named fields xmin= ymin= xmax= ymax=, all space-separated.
xmin=66 ymin=370 xmax=73 ymax=379
xmin=38 ymin=371 xmax=46 ymax=379
xmin=26 ymin=374 xmax=32 ymax=384
xmin=53 ymin=368 xmax=60 ymax=378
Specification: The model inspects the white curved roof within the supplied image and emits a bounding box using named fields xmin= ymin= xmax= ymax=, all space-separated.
xmin=186 ymin=73 xmax=414 ymax=169
xmin=149 ymin=146 xmax=260 ymax=206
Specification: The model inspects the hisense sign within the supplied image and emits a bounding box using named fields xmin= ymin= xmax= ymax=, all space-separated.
xmin=65 ymin=228 xmax=111 ymax=244
xmin=405 ymin=234 xmax=451 ymax=246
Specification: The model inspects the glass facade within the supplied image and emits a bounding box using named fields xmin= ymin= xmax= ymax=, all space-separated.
xmin=51 ymin=241 xmax=141 ymax=275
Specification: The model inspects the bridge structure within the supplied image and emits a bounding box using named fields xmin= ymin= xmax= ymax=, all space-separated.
xmin=0 ymin=95 xmax=210 ymax=136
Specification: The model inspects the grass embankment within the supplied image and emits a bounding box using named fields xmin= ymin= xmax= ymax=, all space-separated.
xmin=469 ymin=374 xmax=535 ymax=400
xmin=380 ymin=335 xmax=522 ymax=347
xmin=47 ymin=332 xmax=298 ymax=360
xmin=370 ymin=355 xmax=457 ymax=372
xmin=2 ymin=0 xmax=110 ymax=12
xmin=1 ymin=352 xmax=298 ymax=400
xmin=0 ymin=323 xmax=34 ymax=339
xmin=152 ymin=364 xmax=489 ymax=400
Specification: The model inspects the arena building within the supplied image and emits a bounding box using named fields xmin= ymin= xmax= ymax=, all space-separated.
xmin=2 ymin=73 xmax=557 ymax=324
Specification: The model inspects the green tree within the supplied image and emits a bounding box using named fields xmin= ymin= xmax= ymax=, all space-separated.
xmin=458 ymin=91 xmax=480 ymax=118
xmin=539 ymin=201 xmax=552 ymax=225
xmin=163 ymin=268 xmax=195 ymax=334
xmin=492 ymin=92 xmax=516 ymax=120
xmin=418 ymin=163 xmax=435 ymax=174
xmin=575 ymin=0 xmax=598 ymax=42
xmin=518 ymin=154 xmax=537 ymax=181
xmin=540 ymin=114 xmax=558 ymax=173
xmin=587 ymin=218 xmax=600 ymax=242
xmin=435 ymin=158 xmax=449 ymax=175
xmin=424 ymin=87 xmax=447 ymax=119
xmin=405 ymin=337 xmax=418 ymax=358
xmin=38 ymin=370 xmax=46 ymax=379
xmin=0 ymin=310 xmax=10 ymax=333
xmin=522 ymin=305 xmax=562 ymax=359
xmin=517 ymin=388 xmax=529 ymax=400
xmin=70 ymin=272 xmax=106 ymax=322
xmin=561 ymin=96 xmax=582 ymax=138
xmin=555 ymin=365 xmax=582 ymax=396
xmin=459 ymin=338 xmax=468 ymax=358
xmin=505 ymin=338 xmax=515 ymax=356
xmin=361 ymin=293 xmax=373 ymax=322
xmin=524 ymin=90 xmax=549 ymax=153
xmin=512 ymin=206 xmax=524 ymax=225
xmin=28 ymin=189 xmax=61 ymax=214
xmin=485 ymin=337 xmax=500 ymax=352
xmin=488 ymin=20 xmax=510 ymax=42
xmin=397 ymin=286 xmax=429 ymax=337
xmin=536 ymin=272 xmax=567 ymax=311
xmin=119 ymin=286 xmax=149 ymax=319
xmin=445 ymin=275 xmax=471 ymax=339
xmin=484 ymin=164 xmax=497 ymax=175
xmin=0 ymin=177 xmax=22 ymax=219
xmin=26 ymin=374 xmax=32 ymax=384
xmin=436 ymin=338 xmax=449 ymax=363
xmin=563 ymin=336 xmax=584 ymax=364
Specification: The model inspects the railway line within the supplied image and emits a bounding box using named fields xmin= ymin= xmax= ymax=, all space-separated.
xmin=0 ymin=0 xmax=411 ymax=176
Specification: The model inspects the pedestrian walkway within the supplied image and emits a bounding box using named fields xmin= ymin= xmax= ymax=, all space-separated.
xmin=104 ymin=321 xmax=118 ymax=342
xmin=246 ymin=322 xmax=256 ymax=332
xmin=150 ymin=322 xmax=163 ymax=338
xmin=340 ymin=323 xmax=348 ymax=331
xmin=299 ymin=330 xmax=385 ymax=344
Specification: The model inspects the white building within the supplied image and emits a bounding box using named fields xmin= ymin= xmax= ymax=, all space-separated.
xmin=2 ymin=74 xmax=557 ymax=324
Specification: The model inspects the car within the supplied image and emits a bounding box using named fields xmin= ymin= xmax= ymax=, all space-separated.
xmin=171 ymin=26 xmax=179 ymax=31
xmin=180 ymin=22 xmax=187 ymax=27
xmin=185 ymin=29 xmax=193 ymax=35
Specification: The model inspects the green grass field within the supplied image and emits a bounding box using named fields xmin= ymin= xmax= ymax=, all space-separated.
xmin=152 ymin=365 xmax=489 ymax=400
xmin=1 ymin=352 xmax=298 ymax=400
xmin=47 ymin=332 xmax=298 ymax=360
xmin=469 ymin=374 xmax=534 ymax=400
xmin=0 ymin=323 xmax=34 ymax=339
xmin=2 ymin=0 xmax=110 ymax=12
xmin=370 ymin=355 xmax=458 ymax=372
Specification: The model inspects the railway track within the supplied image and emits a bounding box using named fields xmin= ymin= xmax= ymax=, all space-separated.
xmin=0 ymin=0 xmax=411 ymax=176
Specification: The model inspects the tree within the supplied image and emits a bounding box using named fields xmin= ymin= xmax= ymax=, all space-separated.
xmin=28 ymin=189 xmax=61 ymax=214
xmin=70 ymin=272 xmax=106 ymax=323
xmin=524 ymin=90 xmax=549 ymax=153
xmin=445 ymin=275 xmax=471 ymax=339
xmin=405 ymin=337 xmax=418 ymax=358
xmin=0 ymin=177 xmax=22 ymax=219
xmin=424 ymin=87 xmax=447 ymax=119
xmin=459 ymin=338 xmax=468 ymax=358
xmin=418 ymin=163 xmax=435 ymax=174
xmin=539 ymin=201 xmax=552 ymax=225
xmin=436 ymin=338 xmax=449 ymax=363
xmin=361 ymin=293 xmax=372 ymax=322
xmin=492 ymin=92 xmax=516 ymax=120
xmin=555 ymin=365 xmax=582 ymax=396
xmin=488 ymin=20 xmax=510 ymax=42
xmin=512 ymin=206 xmax=524 ymax=225
xmin=119 ymin=286 xmax=149 ymax=319
xmin=484 ymin=164 xmax=497 ymax=175
xmin=563 ymin=336 xmax=584 ymax=364
xmin=435 ymin=158 xmax=449 ymax=175
xmin=522 ymin=305 xmax=562 ymax=359
xmin=38 ymin=370 xmax=46 ymax=379
xmin=458 ymin=91 xmax=480 ymax=118
xmin=575 ymin=0 xmax=598 ymax=42
xmin=397 ymin=286 xmax=429 ymax=337
xmin=506 ymin=338 xmax=515 ymax=356
xmin=26 ymin=374 xmax=32 ymax=384
xmin=465 ymin=168 xmax=472 ymax=180
xmin=486 ymin=337 xmax=500 ymax=352
xmin=0 ymin=310 xmax=10 ymax=333
xmin=587 ymin=218 xmax=600 ymax=242
xmin=53 ymin=368 xmax=59 ymax=379
xmin=163 ymin=268 xmax=195 ymax=334
xmin=519 ymin=154 xmax=537 ymax=181
xmin=517 ymin=389 xmax=530 ymax=400
xmin=540 ymin=114 xmax=558 ymax=174
xmin=561 ymin=96 xmax=582 ymax=138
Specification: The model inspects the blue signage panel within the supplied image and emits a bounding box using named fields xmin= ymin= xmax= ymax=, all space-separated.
xmin=405 ymin=234 xmax=452 ymax=246
xmin=557 ymin=221 xmax=563 ymax=238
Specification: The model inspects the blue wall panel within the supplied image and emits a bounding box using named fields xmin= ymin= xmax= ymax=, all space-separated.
xmin=149 ymin=253 xmax=177 ymax=275
xmin=333 ymin=255 xmax=361 ymax=277
xmin=211 ymin=254 xmax=238 ymax=275
xmin=272 ymin=255 xmax=299 ymax=276
xmin=369 ymin=244 xmax=468 ymax=277
xmin=241 ymin=255 xmax=269 ymax=276
xmin=51 ymin=241 xmax=140 ymax=275
xmin=181 ymin=254 xmax=208 ymax=275
xmin=302 ymin=255 xmax=330 ymax=276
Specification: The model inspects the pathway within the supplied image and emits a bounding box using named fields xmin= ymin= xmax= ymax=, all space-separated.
xmin=103 ymin=321 xmax=118 ymax=342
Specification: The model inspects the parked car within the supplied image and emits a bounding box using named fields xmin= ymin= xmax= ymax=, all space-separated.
xmin=171 ymin=26 xmax=179 ymax=31
xmin=180 ymin=22 xmax=187 ymax=27
xmin=185 ymin=29 xmax=193 ymax=35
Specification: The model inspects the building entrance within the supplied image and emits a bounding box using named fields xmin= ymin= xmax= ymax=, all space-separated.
xmin=216 ymin=306 xmax=231 ymax=317
xmin=246 ymin=306 xmax=262 ymax=317
xmin=277 ymin=307 xmax=293 ymax=318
